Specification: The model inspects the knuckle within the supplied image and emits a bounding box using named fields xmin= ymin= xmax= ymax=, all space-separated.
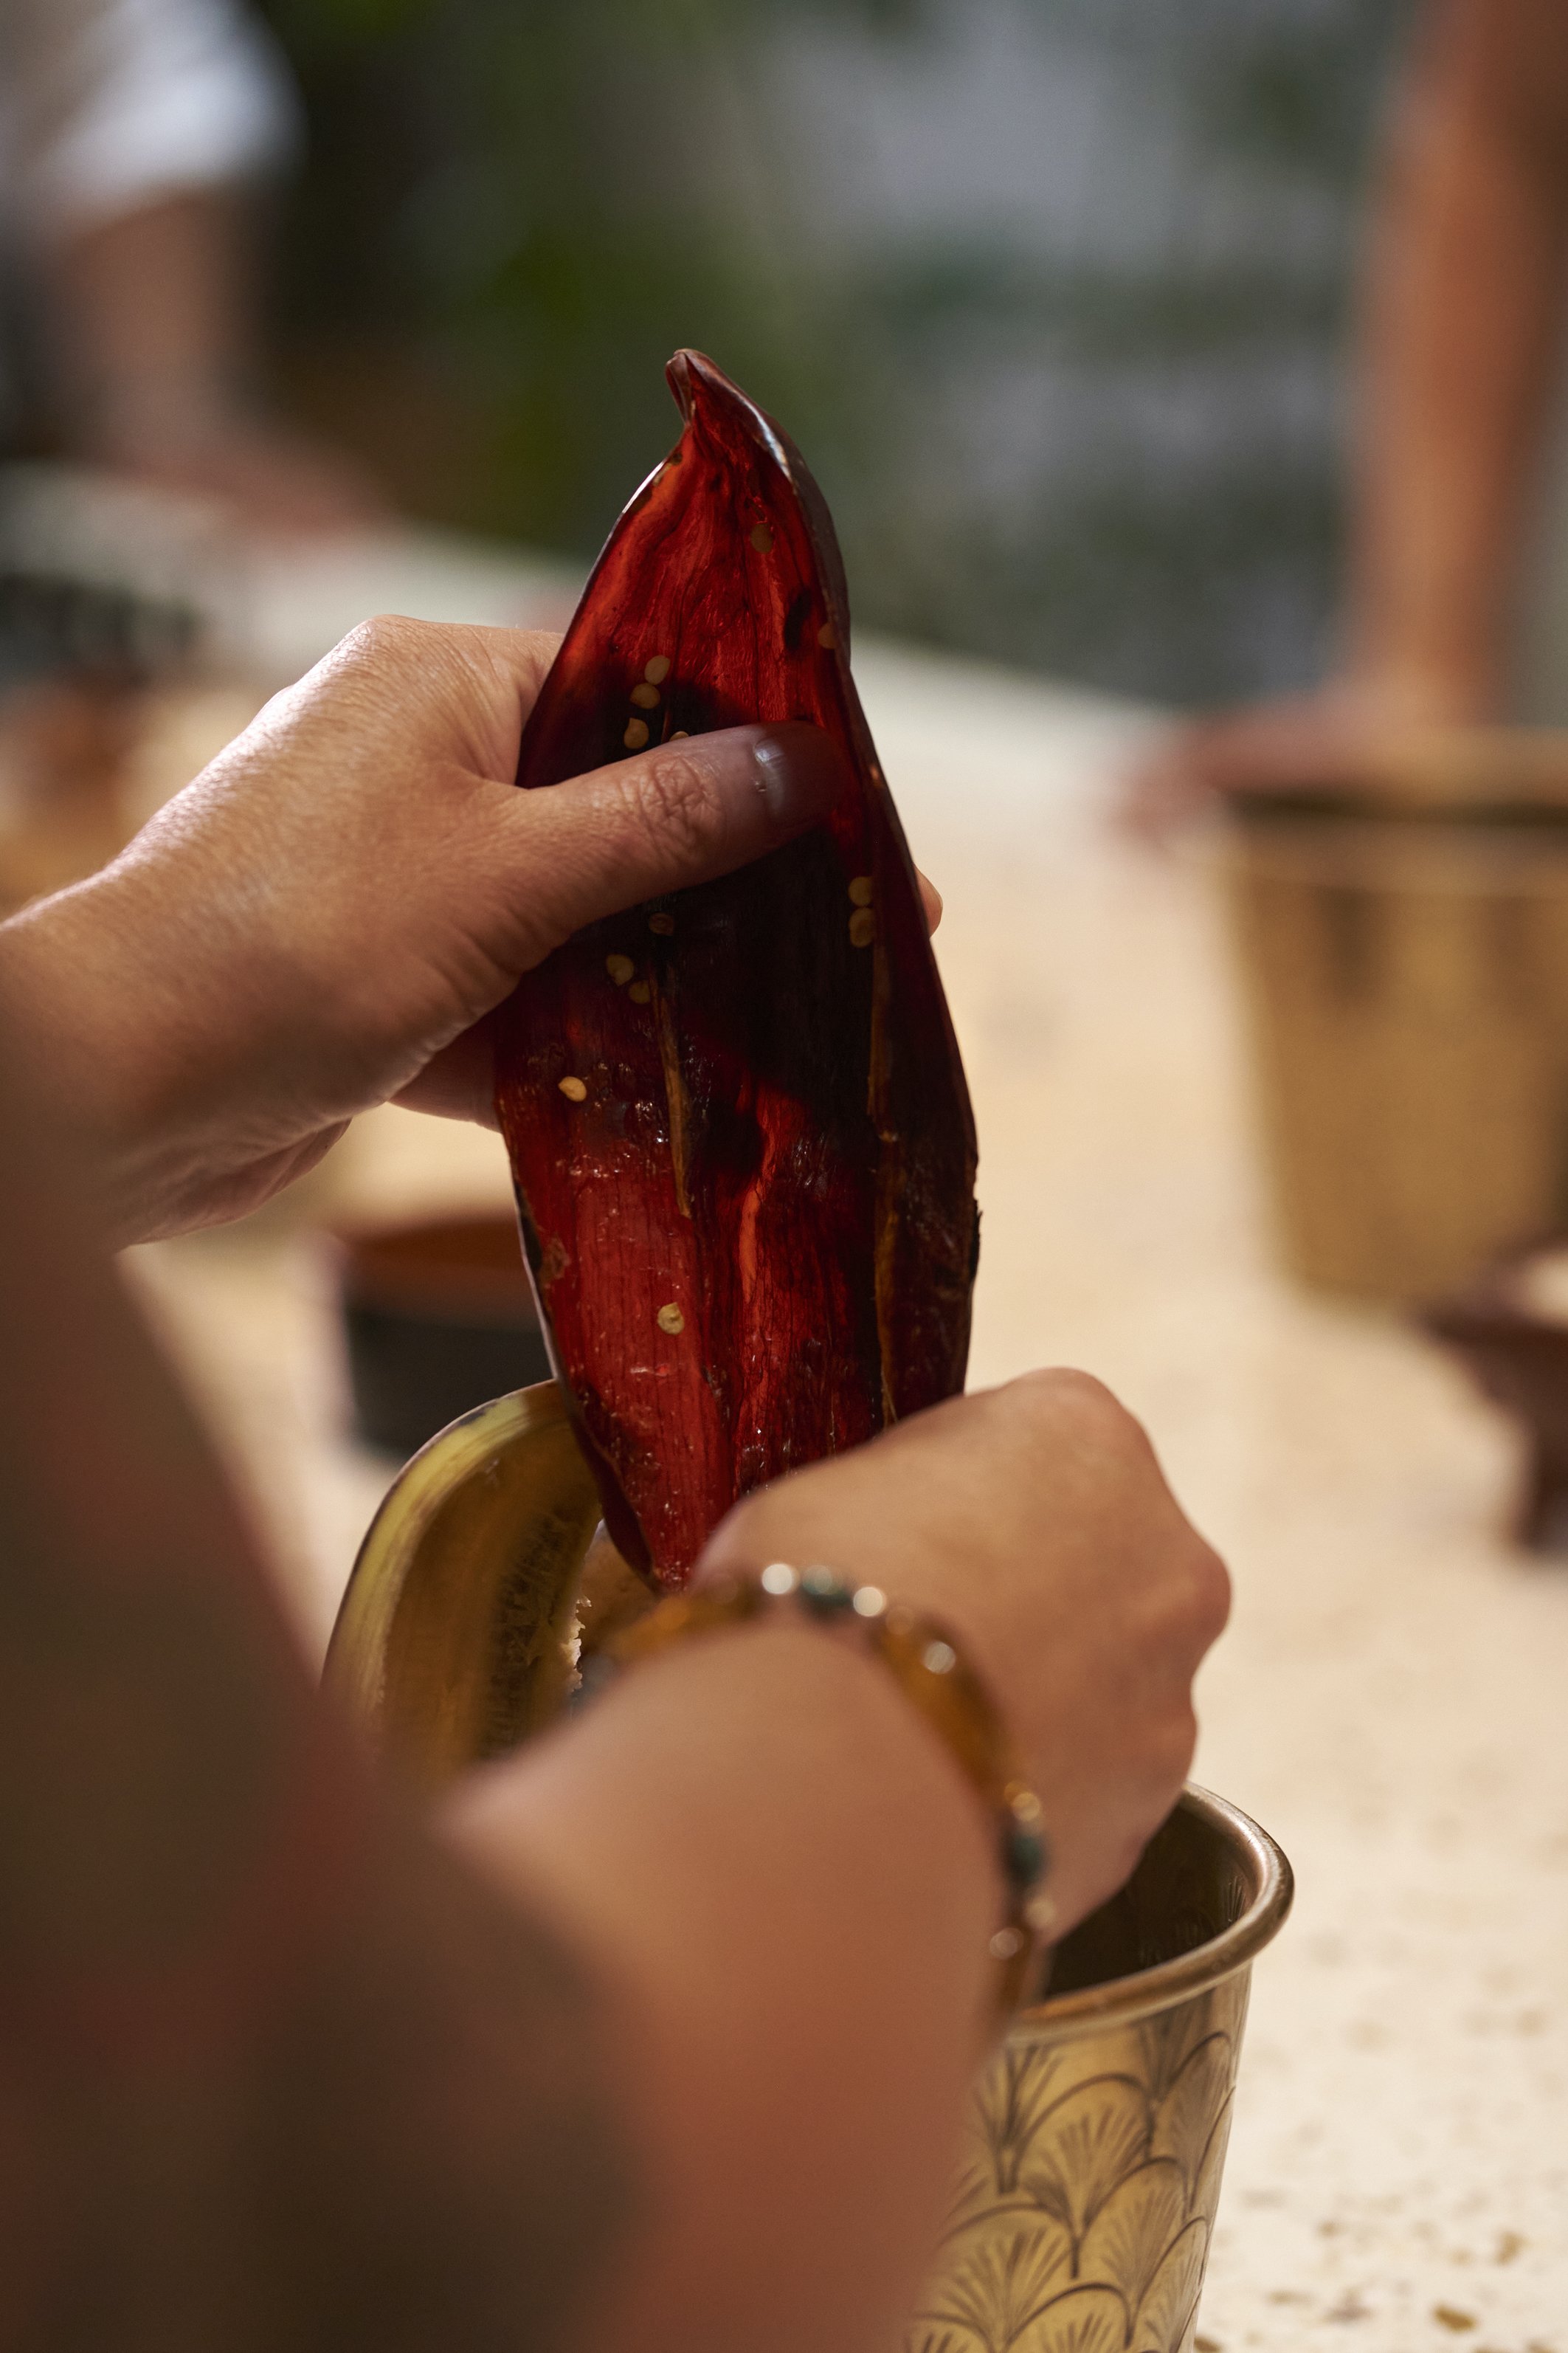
xmin=343 ymin=612 xmax=432 ymax=663
xmin=327 ymin=613 xmax=449 ymax=703
xmin=1156 ymin=1700 xmax=1200 ymax=1790
xmin=1002 ymin=1366 xmax=1143 ymax=1452
xmin=1186 ymin=1540 xmax=1232 ymax=1641
xmin=1144 ymin=1535 xmax=1229 ymax=1660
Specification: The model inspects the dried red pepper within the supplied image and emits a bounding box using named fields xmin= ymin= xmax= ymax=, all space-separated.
xmin=493 ymin=351 xmax=978 ymax=1587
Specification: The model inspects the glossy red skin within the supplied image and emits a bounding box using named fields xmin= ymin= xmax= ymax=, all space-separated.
xmin=494 ymin=351 xmax=978 ymax=1586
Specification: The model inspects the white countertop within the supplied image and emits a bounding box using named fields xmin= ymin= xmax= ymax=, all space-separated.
xmin=125 ymin=531 xmax=1568 ymax=2353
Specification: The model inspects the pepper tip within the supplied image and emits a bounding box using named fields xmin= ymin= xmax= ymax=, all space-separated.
xmin=666 ymin=347 xmax=707 ymax=425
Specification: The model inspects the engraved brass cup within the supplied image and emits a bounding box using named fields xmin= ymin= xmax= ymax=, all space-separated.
xmin=911 ymin=1785 xmax=1291 ymax=2353
xmin=326 ymin=1383 xmax=1292 ymax=2353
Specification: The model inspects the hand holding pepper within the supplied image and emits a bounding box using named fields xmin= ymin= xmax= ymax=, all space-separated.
xmin=0 ymin=616 xmax=868 ymax=1243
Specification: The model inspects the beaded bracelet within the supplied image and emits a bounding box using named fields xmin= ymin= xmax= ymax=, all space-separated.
xmin=609 ymin=1561 xmax=1057 ymax=2024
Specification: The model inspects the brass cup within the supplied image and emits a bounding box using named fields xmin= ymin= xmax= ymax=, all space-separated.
xmin=325 ymin=1383 xmax=1293 ymax=2353
xmin=1218 ymin=793 xmax=1568 ymax=1303
xmin=912 ymin=1785 xmax=1291 ymax=2353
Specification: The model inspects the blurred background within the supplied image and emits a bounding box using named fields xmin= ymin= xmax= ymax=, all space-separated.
xmin=6 ymin=6 xmax=1568 ymax=2337
xmin=0 ymin=0 xmax=1430 ymax=705
xmin=255 ymin=0 xmax=1406 ymax=703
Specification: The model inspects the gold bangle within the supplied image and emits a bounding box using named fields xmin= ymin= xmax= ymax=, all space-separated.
xmin=609 ymin=1561 xmax=1057 ymax=2024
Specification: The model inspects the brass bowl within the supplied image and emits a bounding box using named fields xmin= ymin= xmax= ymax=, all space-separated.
xmin=326 ymin=1382 xmax=1292 ymax=2353
xmin=325 ymin=1378 xmax=654 ymax=1779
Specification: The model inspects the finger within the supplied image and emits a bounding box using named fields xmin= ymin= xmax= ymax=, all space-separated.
xmin=395 ymin=1019 xmax=499 ymax=1127
xmin=398 ymin=864 xmax=938 ymax=1126
xmin=496 ymin=721 xmax=849 ymax=960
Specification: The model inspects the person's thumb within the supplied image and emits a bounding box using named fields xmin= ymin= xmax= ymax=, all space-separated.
xmin=492 ymin=721 xmax=849 ymax=958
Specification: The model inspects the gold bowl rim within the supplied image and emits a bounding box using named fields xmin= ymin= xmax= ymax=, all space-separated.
xmin=1019 ymin=1783 xmax=1294 ymax=2042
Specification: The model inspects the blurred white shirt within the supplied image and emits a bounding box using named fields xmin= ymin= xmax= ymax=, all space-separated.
xmin=0 ymin=0 xmax=299 ymax=245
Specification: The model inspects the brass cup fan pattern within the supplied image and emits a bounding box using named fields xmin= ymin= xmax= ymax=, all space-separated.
xmin=909 ymin=1789 xmax=1291 ymax=2353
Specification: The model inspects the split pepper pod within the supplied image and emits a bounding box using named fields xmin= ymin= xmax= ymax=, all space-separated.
xmin=493 ymin=350 xmax=978 ymax=1588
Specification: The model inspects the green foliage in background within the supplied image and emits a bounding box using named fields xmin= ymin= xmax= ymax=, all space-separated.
xmin=260 ymin=0 xmax=1409 ymax=700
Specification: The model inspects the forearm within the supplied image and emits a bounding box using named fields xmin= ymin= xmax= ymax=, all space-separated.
xmin=1349 ymin=0 xmax=1568 ymax=712
xmin=45 ymin=190 xmax=381 ymax=528
xmin=0 ymin=1012 xmax=632 ymax=2346
xmin=50 ymin=190 xmax=262 ymax=455
xmin=449 ymin=1621 xmax=995 ymax=2353
xmin=12 ymin=1803 xmax=631 ymax=2353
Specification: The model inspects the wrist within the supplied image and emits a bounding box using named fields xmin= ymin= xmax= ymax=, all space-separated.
xmin=0 ymin=883 xmax=131 ymax=1156
xmin=451 ymin=1591 xmax=1002 ymax=2037
xmin=698 ymin=1516 xmax=1038 ymax=1803
xmin=0 ymin=875 xmax=215 ymax=1243
xmin=615 ymin=1563 xmax=1052 ymax=2020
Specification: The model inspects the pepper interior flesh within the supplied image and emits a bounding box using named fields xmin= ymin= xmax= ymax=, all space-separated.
xmin=494 ymin=349 xmax=978 ymax=1588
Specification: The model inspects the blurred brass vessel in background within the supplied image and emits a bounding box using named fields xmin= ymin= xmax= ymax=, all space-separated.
xmin=326 ymin=1381 xmax=1292 ymax=2353
xmin=1220 ymin=728 xmax=1568 ymax=1303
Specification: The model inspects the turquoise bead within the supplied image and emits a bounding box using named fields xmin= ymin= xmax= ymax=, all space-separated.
xmin=1001 ymin=1824 xmax=1047 ymax=1891
xmin=798 ymin=1566 xmax=854 ymax=1616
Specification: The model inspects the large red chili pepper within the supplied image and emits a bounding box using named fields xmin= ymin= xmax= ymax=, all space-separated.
xmin=493 ymin=351 xmax=978 ymax=1587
